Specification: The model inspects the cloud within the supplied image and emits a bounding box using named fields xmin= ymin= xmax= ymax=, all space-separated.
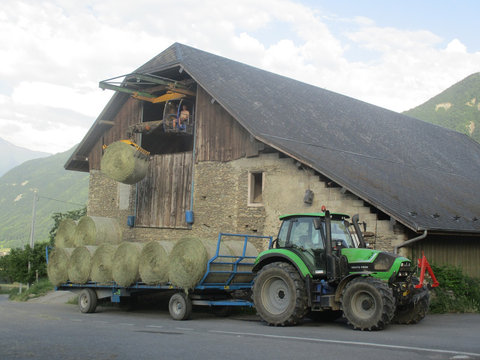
xmin=0 ymin=0 xmax=479 ymax=153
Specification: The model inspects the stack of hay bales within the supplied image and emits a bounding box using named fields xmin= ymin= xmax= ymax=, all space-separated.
xmin=100 ymin=140 xmax=150 ymax=184
xmin=47 ymin=216 xmax=123 ymax=286
xmin=48 ymin=220 xmax=260 ymax=290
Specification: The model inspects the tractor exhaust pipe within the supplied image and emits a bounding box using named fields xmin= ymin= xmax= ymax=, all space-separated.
xmin=324 ymin=210 xmax=338 ymax=281
xmin=325 ymin=210 xmax=332 ymax=256
xmin=352 ymin=214 xmax=366 ymax=248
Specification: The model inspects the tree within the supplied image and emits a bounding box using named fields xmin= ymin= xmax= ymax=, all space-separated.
xmin=48 ymin=207 xmax=86 ymax=246
xmin=0 ymin=242 xmax=48 ymax=284
xmin=0 ymin=207 xmax=86 ymax=283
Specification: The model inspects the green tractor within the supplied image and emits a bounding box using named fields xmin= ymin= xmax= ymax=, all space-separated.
xmin=252 ymin=209 xmax=431 ymax=330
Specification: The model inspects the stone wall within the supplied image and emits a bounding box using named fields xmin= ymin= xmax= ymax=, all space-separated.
xmin=87 ymin=153 xmax=409 ymax=253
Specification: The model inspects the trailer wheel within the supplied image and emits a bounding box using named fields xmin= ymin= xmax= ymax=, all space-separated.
xmin=169 ymin=292 xmax=192 ymax=320
xmin=341 ymin=277 xmax=395 ymax=331
xmin=253 ymin=262 xmax=308 ymax=326
xmin=78 ymin=288 xmax=97 ymax=314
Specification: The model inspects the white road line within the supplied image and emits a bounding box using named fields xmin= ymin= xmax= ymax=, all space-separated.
xmin=117 ymin=323 xmax=135 ymax=326
xmin=208 ymin=330 xmax=480 ymax=357
xmin=146 ymin=325 xmax=163 ymax=329
xmin=175 ymin=327 xmax=194 ymax=331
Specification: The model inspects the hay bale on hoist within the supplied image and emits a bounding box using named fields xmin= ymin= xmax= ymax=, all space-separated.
xmin=100 ymin=140 xmax=150 ymax=184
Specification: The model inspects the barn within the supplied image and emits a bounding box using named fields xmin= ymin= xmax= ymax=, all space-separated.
xmin=65 ymin=43 xmax=480 ymax=276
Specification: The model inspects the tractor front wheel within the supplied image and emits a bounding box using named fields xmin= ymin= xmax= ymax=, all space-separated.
xmin=253 ymin=262 xmax=308 ymax=326
xmin=393 ymin=284 xmax=430 ymax=324
xmin=341 ymin=277 xmax=395 ymax=331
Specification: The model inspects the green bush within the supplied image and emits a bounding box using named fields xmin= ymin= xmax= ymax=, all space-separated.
xmin=429 ymin=264 xmax=480 ymax=313
xmin=0 ymin=242 xmax=48 ymax=284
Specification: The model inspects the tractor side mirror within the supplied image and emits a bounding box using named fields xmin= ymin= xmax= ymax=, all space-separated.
xmin=313 ymin=217 xmax=322 ymax=230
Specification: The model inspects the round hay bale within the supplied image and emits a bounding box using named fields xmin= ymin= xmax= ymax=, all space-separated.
xmin=55 ymin=219 xmax=77 ymax=248
xmin=100 ymin=141 xmax=149 ymax=184
xmin=90 ymin=244 xmax=118 ymax=284
xmin=168 ymin=238 xmax=218 ymax=289
xmin=47 ymin=247 xmax=74 ymax=286
xmin=112 ymin=242 xmax=144 ymax=287
xmin=139 ymin=241 xmax=174 ymax=285
xmin=68 ymin=246 xmax=97 ymax=284
xmin=73 ymin=216 xmax=122 ymax=247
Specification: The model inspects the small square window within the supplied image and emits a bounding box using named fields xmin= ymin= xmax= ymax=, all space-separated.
xmin=248 ymin=171 xmax=264 ymax=206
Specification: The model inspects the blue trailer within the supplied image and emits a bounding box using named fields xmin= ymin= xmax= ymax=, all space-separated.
xmin=50 ymin=233 xmax=272 ymax=320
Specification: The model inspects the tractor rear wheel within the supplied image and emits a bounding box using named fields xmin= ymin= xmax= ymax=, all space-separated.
xmin=393 ymin=284 xmax=430 ymax=324
xmin=253 ymin=262 xmax=308 ymax=326
xmin=341 ymin=277 xmax=395 ymax=331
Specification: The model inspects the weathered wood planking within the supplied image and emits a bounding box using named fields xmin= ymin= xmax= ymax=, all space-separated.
xmin=89 ymin=98 xmax=142 ymax=170
xmin=195 ymin=86 xmax=264 ymax=162
xmin=136 ymin=152 xmax=192 ymax=229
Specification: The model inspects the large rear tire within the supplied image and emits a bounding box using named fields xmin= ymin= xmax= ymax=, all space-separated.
xmin=393 ymin=285 xmax=430 ymax=324
xmin=78 ymin=288 xmax=97 ymax=314
xmin=341 ymin=277 xmax=395 ymax=331
xmin=253 ymin=262 xmax=308 ymax=326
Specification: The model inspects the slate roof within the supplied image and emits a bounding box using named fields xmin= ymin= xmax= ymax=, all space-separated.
xmin=66 ymin=43 xmax=480 ymax=234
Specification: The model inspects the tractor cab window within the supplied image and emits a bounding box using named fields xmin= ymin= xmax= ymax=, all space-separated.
xmin=287 ymin=217 xmax=324 ymax=250
xmin=327 ymin=220 xmax=355 ymax=248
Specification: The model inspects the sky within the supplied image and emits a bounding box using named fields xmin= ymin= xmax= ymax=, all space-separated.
xmin=0 ymin=0 xmax=479 ymax=154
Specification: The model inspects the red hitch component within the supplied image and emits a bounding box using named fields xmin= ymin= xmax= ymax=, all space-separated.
xmin=416 ymin=252 xmax=439 ymax=288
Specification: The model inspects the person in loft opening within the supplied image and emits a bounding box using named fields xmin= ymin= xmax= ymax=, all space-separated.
xmin=174 ymin=104 xmax=190 ymax=129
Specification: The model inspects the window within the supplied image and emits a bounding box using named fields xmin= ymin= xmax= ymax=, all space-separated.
xmin=248 ymin=171 xmax=264 ymax=206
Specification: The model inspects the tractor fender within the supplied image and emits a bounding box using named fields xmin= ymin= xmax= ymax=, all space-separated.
xmin=334 ymin=272 xmax=373 ymax=302
xmin=252 ymin=252 xmax=312 ymax=279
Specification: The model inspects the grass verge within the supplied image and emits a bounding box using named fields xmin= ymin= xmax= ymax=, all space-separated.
xmin=8 ymin=278 xmax=54 ymax=301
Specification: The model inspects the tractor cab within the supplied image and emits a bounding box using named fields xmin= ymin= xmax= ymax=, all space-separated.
xmin=273 ymin=211 xmax=365 ymax=278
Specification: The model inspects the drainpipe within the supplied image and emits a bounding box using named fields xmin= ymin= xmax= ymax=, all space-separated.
xmin=394 ymin=230 xmax=427 ymax=254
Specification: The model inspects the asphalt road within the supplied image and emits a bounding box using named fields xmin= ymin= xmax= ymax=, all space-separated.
xmin=1 ymin=294 xmax=479 ymax=360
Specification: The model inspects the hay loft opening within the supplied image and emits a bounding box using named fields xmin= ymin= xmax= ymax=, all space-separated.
xmin=100 ymin=71 xmax=197 ymax=156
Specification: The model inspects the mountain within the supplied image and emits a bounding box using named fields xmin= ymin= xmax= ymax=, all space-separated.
xmin=0 ymin=137 xmax=51 ymax=177
xmin=0 ymin=146 xmax=89 ymax=249
xmin=403 ymin=73 xmax=480 ymax=142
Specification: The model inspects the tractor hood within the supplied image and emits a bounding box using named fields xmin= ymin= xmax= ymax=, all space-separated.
xmin=341 ymin=248 xmax=410 ymax=274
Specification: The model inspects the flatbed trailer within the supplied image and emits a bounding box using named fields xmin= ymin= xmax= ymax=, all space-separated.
xmin=51 ymin=233 xmax=272 ymax=320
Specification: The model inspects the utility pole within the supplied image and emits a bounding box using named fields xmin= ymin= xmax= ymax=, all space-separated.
xmin=27 ymin=190 xmax=38 ymax=288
